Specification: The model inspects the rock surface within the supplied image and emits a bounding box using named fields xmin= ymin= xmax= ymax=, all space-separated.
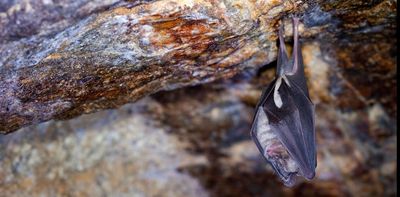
xmin=0 ymin=100 xmax=210 ymax=197
xmin=0 ymin=70 xmax=396 ymax=196
xmin=0 ymin=0 xmax=397 ymax=196
xmin=1 ymin=0 xmax=285 ymax=133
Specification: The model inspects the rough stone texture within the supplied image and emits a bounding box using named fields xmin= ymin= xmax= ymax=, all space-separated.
xmin=0 ymin=0 xmax=397 ymax=196
xmin=0 ymin=100 xmax=210 ymax=197
xmin=1 ymin=0 xmax=396 ymax=133
xmin=1 ymin=0 xmax=287 ymax=133
xmin=0 ymin=66 xmax=396 ymax=196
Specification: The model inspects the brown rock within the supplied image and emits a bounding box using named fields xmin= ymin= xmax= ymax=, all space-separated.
xmin=1 ymin=0 xmax=289 ymax=133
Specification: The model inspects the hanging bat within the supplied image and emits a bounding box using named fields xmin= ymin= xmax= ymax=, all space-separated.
xmin=250 ymin=17 xmax=316 ymax=187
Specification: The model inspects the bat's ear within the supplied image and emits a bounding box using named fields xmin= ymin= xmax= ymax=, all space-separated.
xmin=276 ymin=22 xmax=289 ymax=77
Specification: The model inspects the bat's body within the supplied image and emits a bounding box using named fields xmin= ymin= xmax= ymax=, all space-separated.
xmin=250 ymin=18 xmax=316 ymax=187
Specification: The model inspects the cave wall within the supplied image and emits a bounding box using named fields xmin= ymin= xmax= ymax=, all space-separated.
xmin=0 ymin=0 xmax=397 ymax=196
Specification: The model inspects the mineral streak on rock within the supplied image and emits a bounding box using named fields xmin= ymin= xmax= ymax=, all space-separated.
xmin=0 ymin=0 xmax=396 ymax=196
xmin=1 ymin=0 xmax=290 ymax=133
xmin=0 ymin=0 xmax=397 ymax=136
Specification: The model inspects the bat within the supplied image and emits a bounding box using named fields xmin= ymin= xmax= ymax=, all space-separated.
xmin=250 ymin=17 xmax=316 ymax=187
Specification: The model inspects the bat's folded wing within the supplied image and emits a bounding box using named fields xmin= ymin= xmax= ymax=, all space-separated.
xmin=250 ymin=79 xmax=316 ymax=186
